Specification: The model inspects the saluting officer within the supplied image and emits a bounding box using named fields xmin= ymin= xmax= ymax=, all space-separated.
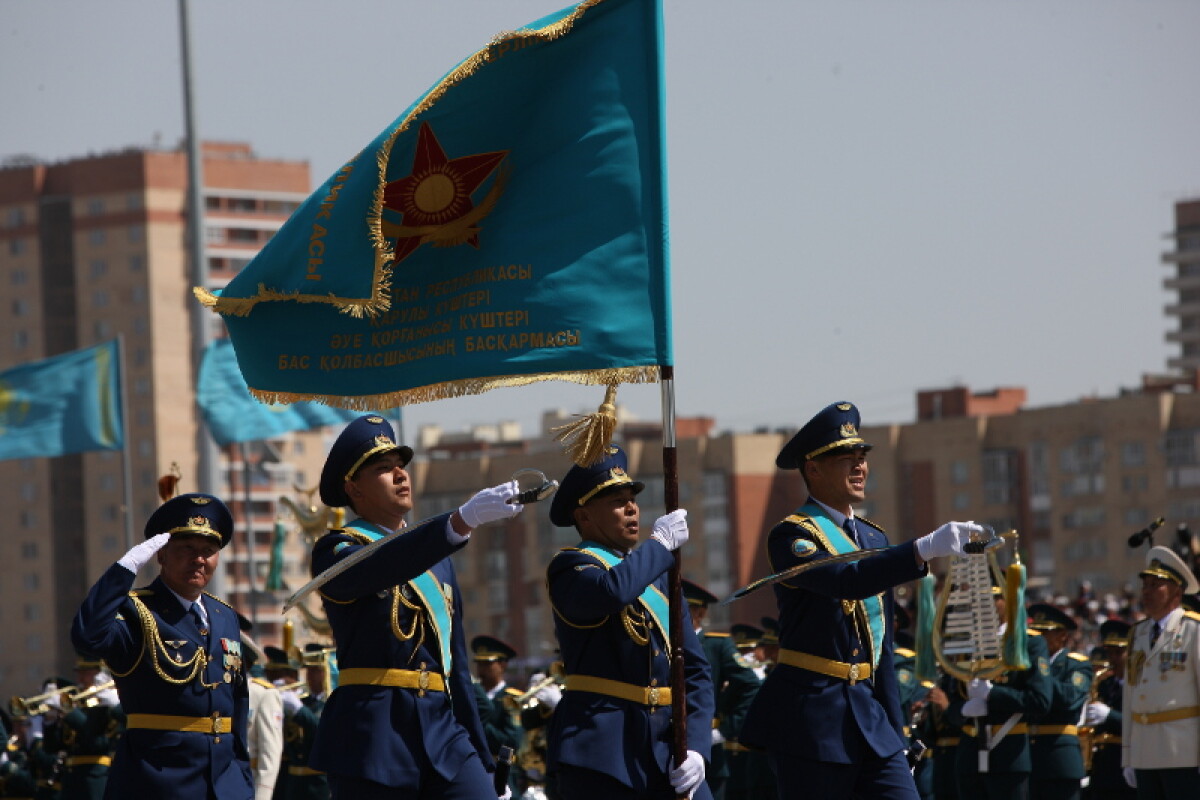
xmin=545 ymin=444 xmax=715 ymax=800
xmin=739 ymin=401 xmax=982 ymax=799
xmin=70 ymin=493 xmax=253 ymax=800
xmin=682 ymin=580 xmax=759 ymax=800
xmin=470 ymin=635 xmax=523 ymax=795
xmin=1084 ymin=620 xmax=1134 ymax=800
xmin=307 ymin=414 xmax=522 ymax=799
xmin=1026 ymin=604 xmax=1091 ymax=800
xmin=1121 ymin=546 xmax=1200 ymax=799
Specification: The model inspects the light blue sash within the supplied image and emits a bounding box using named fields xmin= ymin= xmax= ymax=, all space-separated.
xmin=346 ymin=519 xmax=455 ymax=676
xmin=796 ymin=504 xmax=886 ymax=668
xmin=578 ymin=542 xmax=671 ymax=640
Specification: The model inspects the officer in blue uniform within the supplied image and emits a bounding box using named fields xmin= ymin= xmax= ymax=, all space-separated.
xmin=739 ymin=401 xmax=983 ymax=799
xmin=546 ymin=445 xmax=715 ymax=800
xmin=307 ymin=414 xmax=522 ymax=799
xmin=1027 ymin=604 xmax=1091 ymax=800
xmin=681 ymin=580 xmax=759 ymax=800
xmin=70 ymin=493 xmax=254 ymax=800
xmin=1084 ymin=620 xmax=1134 ymax=800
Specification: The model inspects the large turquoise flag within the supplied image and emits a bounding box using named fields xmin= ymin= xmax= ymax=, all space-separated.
xmin=0 ymin=340 xmax=124 ymax=460
xmin=197 ymin=0 xmax=670 ymax=408
xmin=198 ymin=339 xmax=394 ymax=445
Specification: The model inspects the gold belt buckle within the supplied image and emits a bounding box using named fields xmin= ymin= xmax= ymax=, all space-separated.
xmin=1135 ymin=712 xmax=1147 ymax=724
xmin=210 ymin=712 xmax=221 ymax=735
xmin=847 ymin=663 xmax=860 ymax=685
xmin=648 ymin=685 xmax=660 ymax=706
xmin=417 ymin=663 xmax=430 ymax=697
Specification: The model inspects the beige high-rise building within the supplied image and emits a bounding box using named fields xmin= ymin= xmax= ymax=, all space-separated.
xmin=0 ymin=143 xmax=335 ymax=701
xmin=1164 ymin=198 xmax=1200 ymax=372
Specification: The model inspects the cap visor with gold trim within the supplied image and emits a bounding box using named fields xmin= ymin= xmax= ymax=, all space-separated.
xmin=777 ymin=401 xmax=872 ymax=470
xmin=1027 ymin=603 xmax=1077 ymax=632
xmin=550 ymin=443 xmax=644 ymax=527
xmin=1140 ymin=545 xmax=1200 ymax=594
xmin=143 ymin=493 xmax=234 ymax=548
xmin=320 ymin=415 xmax=413 ymax=507
xmin=471 ymin=635 xmax=517 ymax=662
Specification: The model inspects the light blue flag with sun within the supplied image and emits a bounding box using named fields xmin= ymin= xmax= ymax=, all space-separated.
xmin=197 ymin=0 xmax=670 ymax=409
xmin=0 ymin=340 xmax=124 ymax=460
xmin=197 ymin=339 xmax=396 ymax=446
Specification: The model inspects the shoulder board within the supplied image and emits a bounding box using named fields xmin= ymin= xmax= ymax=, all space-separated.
xmin=733 ymin=653 xmax=755 ymax=669
xmin=1185 ymin=611 xmax=1200 ymax=624
xmin=1026 ymin=628 xmax=1042 ymax=636
xmin=920 ymin=679 xmax=935 ymax=689
xmin=895 ymin=647 xmax=916 ymax=658
xmin=129 ymin=589 xmax=153 ymax=597
xmin=1067 ymin=652 xmax=1089 ymax=662
xmin=705 ymin=631 xmax=731 ymax=639
xmin=504 ymin=687 xmax=523 ymax=698
xmin=252 ymin=677 xmax=276 ymax=690
xmin=856 ymin=515 xmax=886 ymax=534
xmin=782 ymin=514 xmax=821 ymax=537
xmin=202 ymin=591 xmax=234 ymax=610
xmin=341 ymin=529 xmax=373 ymax=546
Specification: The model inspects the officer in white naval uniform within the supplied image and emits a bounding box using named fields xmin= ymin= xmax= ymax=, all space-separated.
xmin=1121 ymin=545 xmax=1200 ymax=800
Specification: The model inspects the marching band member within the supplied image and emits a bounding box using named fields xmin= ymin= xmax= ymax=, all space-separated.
xmin=306 ymin=414 xmax=522 ymax=799
xmin=239 ymin=632 xmax=283 ymax=800
xmin=70 ymin=493 xmax=253 ymax=800
xmin=1085 ymin=620 xmax=1134 ymax=800
xmin=471 ymin=636 xmax=523 ymax=796
xmin=545 ymin=445 xmax=715 ymax=800
xmin=285 ymin=644 xmax=332 ymax=800
xmin=1026 ymin=604 xmax=1091 ymax=800
xmin=740 ymin=401 xmax=982 ymax=799
xmin=1121 ymin=546 xmax=1200 ymax=799
xmin=60 ymin=654 xmax=123 ymax=800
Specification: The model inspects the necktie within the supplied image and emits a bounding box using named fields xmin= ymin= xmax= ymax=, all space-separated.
xmin=844 ymin=518 xmax=860 ymax=548
xmin=191 ymin=602 xmax=209 ymax=639
xmin=1151 ymin=621 xmax=1161 ymax=650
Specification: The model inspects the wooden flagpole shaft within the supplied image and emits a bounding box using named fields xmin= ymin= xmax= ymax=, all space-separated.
xmin=660 ymin=366 xmax=687 ymax=783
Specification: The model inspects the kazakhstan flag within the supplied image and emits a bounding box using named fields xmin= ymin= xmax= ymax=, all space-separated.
xmin=198 ymin=0 xmax=670 ymax=409
xmin=0 ymin=340 xmax=124 ymax=460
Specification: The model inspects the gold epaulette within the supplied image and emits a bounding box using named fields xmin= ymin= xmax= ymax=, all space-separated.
xmin=705 ymin=631 xmax=731 ymax=638
xmin=856 ymin=515 xmax=886 ymax=534
xmin=202 ymin=591 xmax=234 ymax=610
xmin=252 ymin=677 xmax=276 ymax=690
xmin=129 ymin=589 xmax=154 ymax=597
xmin=895 ymin=647 xmax=917 ymax=658
xmin=1185 ymin=611 xmax=1200 ymax=624
xmin=1068 ymin=652 xmax=1089 ymax=662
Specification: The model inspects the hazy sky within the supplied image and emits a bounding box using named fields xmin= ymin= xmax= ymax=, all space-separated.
xmin=6 ymin=0 xmax=1200 ymax=440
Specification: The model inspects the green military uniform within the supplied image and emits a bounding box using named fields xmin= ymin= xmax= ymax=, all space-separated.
xmin=894 ymin=634 xmax=932 ymax=798
xmin=722 ymin=623 xmax=763 ymax=800
xmin=1085 ymin=622 xmax=1134 ymax=800
xmin=470 ymin=635 xmax=522 ymax=795
xmin=1027 ymin=603 xmax=1091 ymax=800
xmin=59 ymin=679 xmax=123 ymax=800
xmin=283 ymin=643 xmax=331 ymax=800
xmin=3 ymin=718 xmax=39 ymax=800
xmin=923 ymin=674 xmax=963 ymax=800
xmin=946 ymin=628 xmax=1053 ymax=800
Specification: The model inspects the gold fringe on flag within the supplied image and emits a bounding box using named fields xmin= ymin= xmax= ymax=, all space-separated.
xmin=552 ymin=383 xmax=619 ymax=467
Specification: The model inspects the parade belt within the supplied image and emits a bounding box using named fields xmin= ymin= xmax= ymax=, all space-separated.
xmin=935 ymin=737 xmax=961 ymax=747
xmin=777 ymin=649 xmax=873 ymax=684
xmin=563 ymin=675 xmax=672 ymax=706
xmin=963 ymin=723 xmax=1028 ymax=738
xmin=338 ymin=667 xmax=446 ymax=693
xmin=65 ymin=755 xmax=112 ymax=767
xmin=1132 ymin=705 xmax=1200 ymax=725
xmin=288 ymin=766 xmax=326 ymax=776
xmin=126 ymin=713 xmax=232 ymax=734
xmin=1029 ymin=724 xmax=1079 ymax=737
xmin=1093 ymin=733 xmax=1121 ymax=746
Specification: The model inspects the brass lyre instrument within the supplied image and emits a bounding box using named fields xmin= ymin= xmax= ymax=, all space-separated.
xmin=932 ymin=527 xmax=1019 ymax=682
xmin=62 ymin=681 xmax=116 ymax=710
xmin=9 ymin=688 xmax=67 ymax=717
xmin=1078 ymin=663 xmax=1111 ymax=773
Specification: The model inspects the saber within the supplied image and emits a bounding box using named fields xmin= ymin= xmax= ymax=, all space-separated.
xmin=721 ymin=547 xmax=891 ymax=605
xmin=282 ymin=474 xmax=558 ymax=613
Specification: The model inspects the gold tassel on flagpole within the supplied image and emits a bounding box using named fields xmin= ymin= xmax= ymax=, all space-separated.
xmin=553 ymin=383 xmax=619 ymax=467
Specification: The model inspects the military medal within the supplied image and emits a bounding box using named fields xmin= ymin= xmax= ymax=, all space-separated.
xmin=224 ymin=671 xmax=232 ymax=683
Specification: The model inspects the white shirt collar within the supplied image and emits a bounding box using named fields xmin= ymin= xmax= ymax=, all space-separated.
xmin=166 ymin=586 xmax=207 ymax=626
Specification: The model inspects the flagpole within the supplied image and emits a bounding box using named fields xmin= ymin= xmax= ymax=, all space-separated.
xmin=659 ymin=365 xmax=687 ymax=781
xmin=117 ymin=334 xmax=135 ymax=551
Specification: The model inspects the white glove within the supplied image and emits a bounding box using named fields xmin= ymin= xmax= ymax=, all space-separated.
xmin=712 ymin=727 xmax=726 ymax=746
xmin=280 ymin=690 xmax=303 ymax=715
xmin=458 ymin=481 xmax=523 ymax=529
xmin=499 ymin=786 xmax=512 ymax=800
xmin=118 ymin=532 xmax=172 ymax=573
xmin=961 ymin=678 xmax=992 ymax=717
xmin=1084 ymin=701 xmax=1111 ymax=726
xmin=650 ymin=509 xmax=689 ymax=552
xmin=1123 ymin=767 xmax=1136 ymax=788
xmin=668 ymin=749 xmax=706 ymax=798
xmin=532 ymin=679 xmax=561 ymax=711
xmin=914 ymin=521 xmax=984 ymax=561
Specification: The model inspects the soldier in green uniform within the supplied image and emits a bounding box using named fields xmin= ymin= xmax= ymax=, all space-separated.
xmin=29 ymin=678 xmax=73 ymax=800
xmin=943 ymin=589 xmax=1053 ymax=799
xmin=3 ymin=708 xmax=40 ymax=800
xmin=470 ymin=636 xmax=523 ymax=796
xmin=722 ymin=624 xmax=762 ymax=800
xmin=1083 ymin=620 xmax=1134 ymax=800
xmin=1026 ymin=604 xmax=1091 ymax=800
xmin=283 ymin=645 xmax=330 ymax=800
xmin=264 ymin=646 xmax=301 ymax=800
xmin=59 ymin=654 xmax=123 ymax=800
xmin=681 ymin=581 xmax=759 ymax=800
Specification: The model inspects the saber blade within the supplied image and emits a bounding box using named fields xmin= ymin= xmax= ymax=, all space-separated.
xmin=281 ymin=526 xmax=406 ymax=613
xmin=721 ymin=547 xmax=892 ymax=605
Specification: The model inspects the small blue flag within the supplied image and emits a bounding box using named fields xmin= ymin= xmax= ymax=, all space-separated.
xmin=198 ymin=0 xmax=670 ymax=409
xmin=197 ymin=339 xmax=394 ymax=446
xmin=0 ymin=340 xmax=124 ymax=460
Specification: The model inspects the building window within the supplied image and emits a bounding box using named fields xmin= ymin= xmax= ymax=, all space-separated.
xmin=6 ymin=207 xmax=25 ymax=227
xmin=90 ymin=259 xmax=108 ymax=277
xmin=205 ymin=227 xmax=226 ymax=244
xmin=1121 ymin=474 xmax=1148 ymax=493
xmin=953 ymin=491 xmax=970 ymax=511
xmin=23 ymin=604 xmax=40 ymax=622
xmin=12 ymin=298 xmax=29 ymax=316
xmin=8 ymin=238 xmax=26 ymax=255
xmin=129 ymin=254 xmax=145 ymax=272
xmin=93 ymin=320 xmax=112 ymax=339
xmin=12 ymin=329 xmax=29 ymax=349
xmin=126 ymin=193 xmax=143 ymax=210
xmin=128 ymin=225 xmax=145 ymax=243
xmin=23 ymin=574 xmax=39 ymax=591
xmin=20 ymin=512 xmax=37 ymax=530
xmin=20 ymin=542 xmax=38 ymax=558
xmin=87 ymin=198 xmax=105 ymax=215
xmin=950 ymin=461 xmax=969 ymax=485
xmin=1121 ymin=442 xmax=1145 ymax=468
xmin=982 ymin=450 xmax=1017 ymax=505
xmin=88 ymin=229 xmax=106 ymax=245
xmin=131 ymin=285 xmax=147 ymax=303
xmin=10 ymin=268 xmax=28 ymax=285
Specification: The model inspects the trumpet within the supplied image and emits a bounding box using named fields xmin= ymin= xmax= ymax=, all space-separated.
xmin=63 ymin=681 xmax=116 ymax=710
xmin=10 ymin=688 xmax=67 ymax=717
xmin=507 ymin=664 xmax=565 ymax=711
xmin=275 ymin=681 xmax=310 ymax=699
